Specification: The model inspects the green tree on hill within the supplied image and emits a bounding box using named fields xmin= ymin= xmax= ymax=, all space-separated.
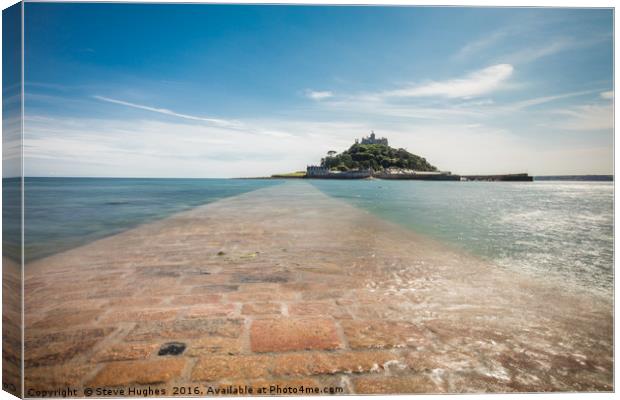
xmin=320 ymin=143 xmax=437 ymax=172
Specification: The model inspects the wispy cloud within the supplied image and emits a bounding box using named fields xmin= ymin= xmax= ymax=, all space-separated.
xmin=321 ymin=99 xmax=484 ymax=121
xmin=378 ymin=64 xmax=514 ymax=99
xmin=600 ymin=91 xmax=613 ymax=100
xmin=305 ymin=90 xmax=333 ymax=101
xmin=455 ymin=15 xmax=611 ymax=67
xmin=454 ymin=30 xmax=510 ymax=60
xmin=303 ymin=65 xmax=519 ymax=121
xmin=552 ymin=103 xmax=613 ymax=131
xmin=499 ymin=38 xmax=574 ymax=65
xmin=23 ymin=114 xmax=373 ymax=177
xmin=305 ymin=68 xmax=607 ymax=124
xmin=508 ymin=89 xmax=601 ymax=111
xmin=93 ymin=95 xmax=240 ymax=128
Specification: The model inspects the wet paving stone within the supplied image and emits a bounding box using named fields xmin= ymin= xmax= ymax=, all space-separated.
xmin=101 ymin=309 xmax=178 ymax=323
xmin=26 ymin=364 xmax=95 ymax=392
xmin=184 ymin=304 xmax=238 ymax=319
xmin=352 ymin=375 xmax=444 ymax=394
xmin=29 ymin=309 xmax=102 ymax=330
xmin=250 ymin=318 xmax=342 ymax=353
xmin=91 ymin=343 xmax=159 ymax=363
xmin=88 ymin=359 xmax=186 ymax=386
xmin=169 ymin=294 xmax=221 ymax=306
xmin=125 ymin=319 xmax=244 ymax=341
xmin=25 ymin=328 xmax=115 ymax=368
xmin=341 ymin=320 xmax=431 ymax=350
xmin=185 ymin=337 xmax=243 ymax=356
xmin=271 ymin=350 xmax=400 ymax=377
xmin=192 ymin=355 xmax=273 ymax=381
xmin=233 ymin=273 xmax=290 ymax=284
xmin=190 ymin=284 xmax=239 ymax=293
xmin=289 ymin=301 xmax=352 ymax=319
xmin=242 ymin=302 xmax=281 ymax=316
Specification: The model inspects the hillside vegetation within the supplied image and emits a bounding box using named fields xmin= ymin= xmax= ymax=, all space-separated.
xmin=271 ymin=171 xmax=306 ymax=178
xmin=321 ymin=143 xmax=438 ymax=172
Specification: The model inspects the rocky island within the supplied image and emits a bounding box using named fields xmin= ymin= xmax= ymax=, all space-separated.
xmin=273 ymin=132 xmax=532 ymax=181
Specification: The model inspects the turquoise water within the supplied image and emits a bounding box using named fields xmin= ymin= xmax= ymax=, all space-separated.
xmin=8 ymin=178 xmax=281 ymax=261
xmin=310 ymin=180 xmax=614 ymax=293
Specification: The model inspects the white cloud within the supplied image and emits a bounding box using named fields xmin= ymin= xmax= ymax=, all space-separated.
xmin=508 ymin=89 xmax=600 ymax=111
xmin=323 ymin=99 xmax=484 ymax=120
xmin=454 ymin=30 xmax=509 ymax=60
xmin=318 ymin=83 xmax=606 ymax=125
xmin=305 ymin=90 xmax=333 ymax=101
xmin=23 ymin=115 xmax=372 ymax=178
xmin=93 ymin=95 xmax=241 ymax=128
xmin=499 ymin=39 xmax=573 ymax=65
xmin=308 ymin=65 xmax=514 ymax=121
xmin=2 ymin=115 xmax=22 ymax=178
xmin=23 ymin=108 xmax=613 ymax=177
xmin=600 ymin=91 xmax=614 ymax=100
xmin=456 ymin=18 xmax=609 ymax=66
xmin=380 ymin=123 xmax=612 ymax=175
xmin=379 ymin=64 xmax=514 ymax=99
xmin=552 ymin=104 xmax=613 ymax=131
xmin=92 ymin=95 xmax=298 ymax=139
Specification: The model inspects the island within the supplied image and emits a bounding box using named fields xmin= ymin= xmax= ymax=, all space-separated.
xmin=272 ymin=132 xmax=533 ymax=181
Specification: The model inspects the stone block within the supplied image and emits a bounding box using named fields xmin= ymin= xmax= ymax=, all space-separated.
xmin=341 ymin=320 xmax=430 ymax=350
xmin=169 ymin=294 xmax=221 ymax=306
xmin=101 ymin=309 xmax=177 ymax=323
xmin=271 ymin=350 xmax=400 ymax=377
xmin=242 ymin=303 xmax=281 ymax=316
xmin=352 ymin=375 xmax=442 ymax=394
xmin=91 ymin=343 xmax=159 ymax=363
xmin=192 ymin=355 xmax=272 ymax=381
xmin=250 ymin=318 xmax=341 ymax=353
xmin=125 ymin=319 xmax=243 ymax=341
xmin=185 ymin=337 xmax=243 ymax=356
xmin=88 ymin=359 xmax=186 ymax=386
xmin=184 ymin=304 xmax=237 ymax=319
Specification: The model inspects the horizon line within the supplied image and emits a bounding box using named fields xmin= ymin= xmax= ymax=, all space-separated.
xmin=1 ymin=174 xmax=615 ymax=179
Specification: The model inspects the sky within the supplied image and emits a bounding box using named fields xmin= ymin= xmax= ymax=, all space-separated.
xmin=3 ymin=3 xmax=22 ymax=178
xmin=21 ymin=4 xmax=613 ymax=178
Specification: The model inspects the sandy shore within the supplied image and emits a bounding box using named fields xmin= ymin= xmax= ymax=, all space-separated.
xmin=22 ymin=182 xmax=612 ymax=394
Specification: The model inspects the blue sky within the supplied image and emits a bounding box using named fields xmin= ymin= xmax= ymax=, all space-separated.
xmin=3 ymin=3 xmax=22 ymax=178
xmin=23 ymin=4 xmax=613 ymax=177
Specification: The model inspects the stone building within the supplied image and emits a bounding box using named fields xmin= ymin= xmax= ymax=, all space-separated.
xmin=306 ymin=165 xmax=330 ymax=177
xmin=358 ymin=131 xmax=388 ymax=146
xmin=306 ymin=165 xmax=372 ymax=179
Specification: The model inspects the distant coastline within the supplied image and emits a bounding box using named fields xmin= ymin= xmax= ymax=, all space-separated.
xmin=244 ymin=174 xmax=613 ymax=182
xmin=534 ymin=175 xmax=613 ymax=181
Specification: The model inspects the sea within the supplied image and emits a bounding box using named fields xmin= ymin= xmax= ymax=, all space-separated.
xmin=5 ymin=178 xmax=280 ymax=262
xmin=3 ymin=177 xmax=613 ymax=293
xmin=310 ymin=179 xmax=614 ymax=294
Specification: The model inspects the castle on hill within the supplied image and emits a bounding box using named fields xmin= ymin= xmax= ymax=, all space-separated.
xmin=356 ymin=131 xmax=388 ymax=146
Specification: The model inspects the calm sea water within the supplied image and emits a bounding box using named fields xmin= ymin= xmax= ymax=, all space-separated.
xmin=7 ymin=178 xmax=281 ymax=261
xmin=310 ymin=180 xmax=614 ymax=293
xmin=4 ymin=178 xmax=613 ymax=293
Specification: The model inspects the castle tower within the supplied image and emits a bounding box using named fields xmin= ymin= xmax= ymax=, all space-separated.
xmin=360 ymin=131 xmax=387 ymax=146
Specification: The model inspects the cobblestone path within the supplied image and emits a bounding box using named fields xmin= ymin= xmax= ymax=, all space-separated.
xmin=22 ymin=183 xmax=612 ymax=395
